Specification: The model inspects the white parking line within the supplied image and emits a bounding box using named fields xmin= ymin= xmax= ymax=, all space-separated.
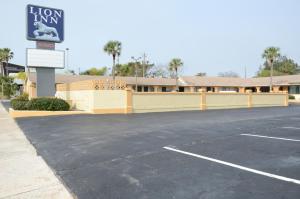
xmin=268 ymin=118 xmax=283 ymax=121
xmin=163 ymin=146 xmax=300 ymax=185
xmin=291 ymin=117 xmax=300 ymax=120
xmin=282 ymin=127 xmax=300 ymax=130
xmin=241 ymin=134 xmax=300 ymax=142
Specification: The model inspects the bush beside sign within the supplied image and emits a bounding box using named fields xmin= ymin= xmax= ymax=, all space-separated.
xmin=11 ymin=95 xmax=70 ymax=111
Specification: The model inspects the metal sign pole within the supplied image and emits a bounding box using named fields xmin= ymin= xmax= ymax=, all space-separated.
xmin=35 ymin=41 xmax=56 ymax=97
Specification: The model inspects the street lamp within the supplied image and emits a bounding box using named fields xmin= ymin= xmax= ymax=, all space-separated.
xmin=131 ymin=56 xmax=141 ymax=91
xmin=65 ymin=48 xmax=69 ymax=71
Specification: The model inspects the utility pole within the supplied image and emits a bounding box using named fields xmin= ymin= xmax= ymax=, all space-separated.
xmin=131 ymin=56 xmax=141 ymax=91
xmin=244 ymin=66 xmax=247 ymax=79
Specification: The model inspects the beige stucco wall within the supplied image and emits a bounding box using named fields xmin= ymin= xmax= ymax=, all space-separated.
xmin=56 ymin=90 xmax=94 ymax=111
xmin=56 ymin=90 xmax=288 ymax=114
xmin=132 ymin=93 xmax=201 ymax=113
xmin=56 ymin=90 xmax=128 ymax=113
xmin=206 ymin=93 xmax=248 ymax=109
xmin=252 ymin=94 xmax=286 ymax=107
xmin=24 ymin=80 xmax=36 ymax=99
xmin=93 ymin=90 xmax=127 ymax=110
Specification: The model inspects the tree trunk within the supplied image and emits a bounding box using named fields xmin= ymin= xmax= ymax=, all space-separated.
xmin=270 ymin=61 xmax=273 ymax=92
xmin=175 ymin=68 xmax=178 ymax=92
xmin=5 ymin=59 xmax=8 ymax=76
xmin=0 ymin=62 xmax=3 ymax=76
xmin=112 ymin=55 xmax=116 ymax=89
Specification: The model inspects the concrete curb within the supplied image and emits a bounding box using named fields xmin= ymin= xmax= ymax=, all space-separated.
xmin=9 ymin=108 xmax=87 ymax=118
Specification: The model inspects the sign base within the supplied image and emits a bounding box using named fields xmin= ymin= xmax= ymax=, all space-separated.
xmin=36 ymin=41 xmax=55 ymax=50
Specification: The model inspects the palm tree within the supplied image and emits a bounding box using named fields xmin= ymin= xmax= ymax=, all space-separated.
xmin=169 ymin=58 xmax=183 ymax=91
xmin=262 ymin=47 xmax=280 ymax=91
xmin=103 ymin=41 xmax=122 ymax=85
xmin=117 ymin=51 xmax=121 ymax=65
xmin=0 ymin=50 xmax=4 ymax=76
xmin=0 ymin=48 xmax=14 ymax=76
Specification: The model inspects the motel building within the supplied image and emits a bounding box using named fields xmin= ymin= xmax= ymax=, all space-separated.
xmin=25 ymin=73 xmax=300 ymax=98
xmin=21 ymin=73 xmax=296 ymax=114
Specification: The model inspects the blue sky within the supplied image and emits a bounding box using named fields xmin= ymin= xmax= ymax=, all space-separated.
xmin=1 ymin=0 xmax=299 ymax=77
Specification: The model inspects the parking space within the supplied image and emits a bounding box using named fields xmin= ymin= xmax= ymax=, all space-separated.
xmin=240 ymin=133 xmax=300 ymax=142
xmin=237 ymin=117 xmax=300 ymax=141
xmin=14 ymin=106 xmax=300 ymax=199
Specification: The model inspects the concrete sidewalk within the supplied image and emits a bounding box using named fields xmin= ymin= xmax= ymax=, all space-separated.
xmin=0 ymin=101 xmax=73 ymax=199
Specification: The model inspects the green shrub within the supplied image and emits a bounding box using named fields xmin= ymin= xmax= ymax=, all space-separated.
xmin=0 ymin=76 xmax=18 ymax=99
xmin=26 ymin=98 xmax=70 ymax=111
xmin=15 ymin=93 xmax=29 ymax=101
xmin=11 ymin=97 xmax=70 ymax=111
xmin=10 ymin=93 xmax=30 ymax=110
xmin=11 ymin=99 xmax=28 ymax=110
xmin=289 ymin=95 xmax=295 ymax=100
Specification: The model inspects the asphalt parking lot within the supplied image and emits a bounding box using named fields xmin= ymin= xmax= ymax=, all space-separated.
xmin=13 ymin=106 xmax=300 ymax=199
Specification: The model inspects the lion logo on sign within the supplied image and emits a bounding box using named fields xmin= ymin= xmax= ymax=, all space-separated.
xmin=33 ymin=21 xmax=60 ymax=42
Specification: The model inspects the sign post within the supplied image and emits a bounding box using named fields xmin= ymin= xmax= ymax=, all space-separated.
xmin=26 ymin=4 xmax=64 ymax=97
